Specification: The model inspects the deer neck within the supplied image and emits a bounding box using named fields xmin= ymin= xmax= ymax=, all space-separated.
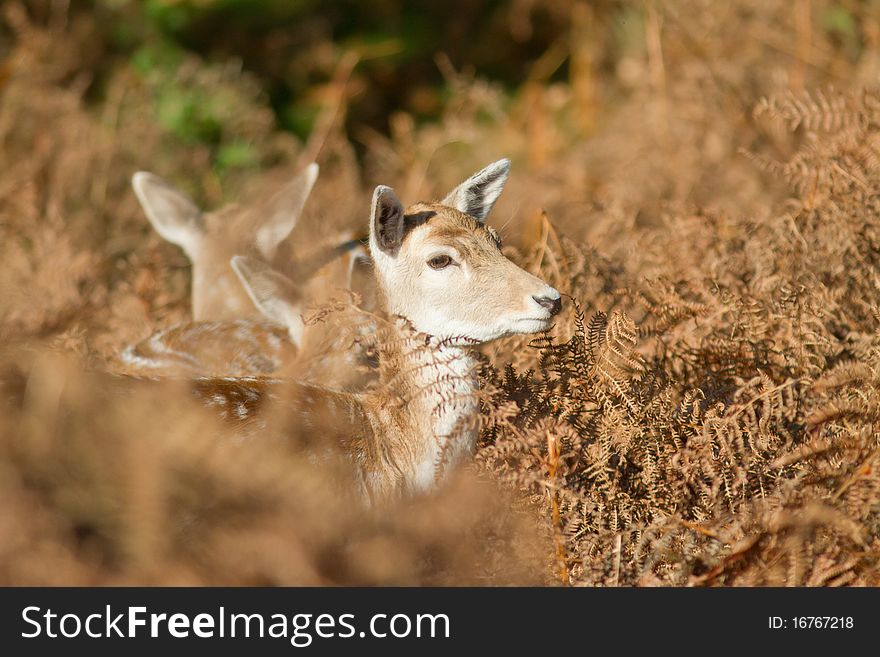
xmin=370 ymin=325 xmax=481 ymax=496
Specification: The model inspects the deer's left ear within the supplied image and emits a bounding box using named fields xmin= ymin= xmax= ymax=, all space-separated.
xmin=346 ymin=246 xmax=380 ymax=312
xmin=231 ymin=255 xmax=304 ymax=346
xmin=131 ymin=172 xmax=205 ymax=258
xmin=441 ymin=158 xmax=510 ymax=223
xmin=369 ymin=185 xmax=406 ymax=256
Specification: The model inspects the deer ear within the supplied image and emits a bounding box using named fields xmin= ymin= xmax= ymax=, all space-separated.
xmin=254 ymin=162 xmax=319 ymax=259
xmin=346 ymin=246 xmax=379 ymax=313
xmin=132 ymin=172 xmax=204 ymax=257
xmin=369 ymin=185 xmax=405 ymax=256
xmin=441 ymin=158 xmax=510 ymax=223
xmin=293 ymin=231 xmax=363 ymax=282
xmin=230 ymin=256 xmax=304 ymax=346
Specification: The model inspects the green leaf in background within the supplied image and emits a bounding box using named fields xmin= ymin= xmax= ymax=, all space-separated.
xmin=156 ymin=86 xmax=223 ymax=144
xmin=130 ymin=43 xmax=184 ymax=77
xmin=822 ymin=4 xmax=861 ymax=57
xmin=215 ymin=141 xmax=259 ymax=172
xmin=280 ymin=103 xmax=321 ymax=142
xmin=145 ymin=0 xmax=195 ymax=33
xmin=822 ymin=5 xmax=856 ymax=37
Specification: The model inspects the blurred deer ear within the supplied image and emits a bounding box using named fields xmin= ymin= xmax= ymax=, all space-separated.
xmin=441 ymin=158 xmax=510 ymax=223
xmin=369 ymin=185 xmax=405 ymax=256
xmin=132 ymin=172 xmax=204 ymax=258
xmin=231 ymin=255 xmax=304 ymax=346
xmin=254 ymin=163 xmax=319 ymax=259
xmin=346 ymin=246 xmax=379 ymax=313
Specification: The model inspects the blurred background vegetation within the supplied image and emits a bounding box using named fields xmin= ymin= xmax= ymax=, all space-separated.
xmin=7 ymin=0 xmax=872 ymax=177
xmin=3 ymin=0 xmax=876 ymax=212
xmin=19 ymin=0 xmax=575 ymax=141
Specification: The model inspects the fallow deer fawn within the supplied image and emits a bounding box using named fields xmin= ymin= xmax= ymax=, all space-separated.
xmin=194 ymin=159 xmax=562 ymax=501
xmin=126 ymin=163 xmax=369 ymax=379
xmin=120 ymin=245 xmax=371 ymax=380
xmin=132 ymin=162 xmax=321 ymax=321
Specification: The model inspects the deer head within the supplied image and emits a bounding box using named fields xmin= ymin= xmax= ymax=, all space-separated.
xmin=368 ymin=159 xmax=562 ymax=343
xmin=131 ymin=163 xmax=319 ymax=320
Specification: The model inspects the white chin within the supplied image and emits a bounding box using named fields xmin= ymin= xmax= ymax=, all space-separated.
xmin=433 ymin=318 xmax=552 ymax=343
xmin=510 ymin=318 xmax=553 ymax=334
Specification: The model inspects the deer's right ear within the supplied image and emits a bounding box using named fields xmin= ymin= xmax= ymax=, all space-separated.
xmin=230 ymin=255 xmax=304 ymax=346
xmin=370 ymin=185 xmax=405 ymax=256
xmin=132 ymin=172 xmax=204 ymax=257
xmin=253 ymin=162 xmax=319 ymax=259
xmin=441 ymin=158 xmax=510 ymax=223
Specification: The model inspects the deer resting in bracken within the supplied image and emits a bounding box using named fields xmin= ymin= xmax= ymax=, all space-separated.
xmin=195 ymin=159 xmax=562 ymax=502
xmin=125 ymin=164 xmax=368 ymax=380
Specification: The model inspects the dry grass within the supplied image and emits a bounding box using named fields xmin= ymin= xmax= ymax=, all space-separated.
xmin=2 ymin=1 xmax=879 ymax=585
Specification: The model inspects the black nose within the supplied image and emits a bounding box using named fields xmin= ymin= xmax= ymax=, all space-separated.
xmin=533 ymin=295 xmax=562 ymax=316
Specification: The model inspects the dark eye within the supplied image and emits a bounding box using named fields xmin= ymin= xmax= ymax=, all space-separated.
xmin=427 ymin=254 xmax=453 ymax=270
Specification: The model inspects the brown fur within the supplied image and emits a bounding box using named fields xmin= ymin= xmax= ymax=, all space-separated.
xmin=122 ymin=320 xmax=295 ymax=377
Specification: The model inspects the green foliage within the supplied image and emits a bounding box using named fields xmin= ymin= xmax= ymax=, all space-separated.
xmin=155 ymin=81 xmax=221 ymax=144
xmin=822 ymin=4 xmax=860 ymax=56
xmin=215 ymin=141 xmax=260 ymax=170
